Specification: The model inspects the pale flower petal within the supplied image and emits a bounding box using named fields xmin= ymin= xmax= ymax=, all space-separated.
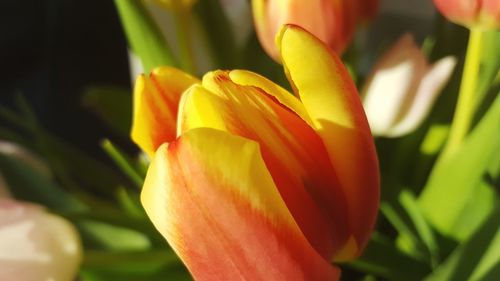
xmin=362 ymin=34 xmax=455 ymax=137
xmin=387 ymin=56 xmax=457 ymax=137
xmin=363 ymin=59 xmax=418 ymax=135
xmin=0 ymin=199 xmax=82 ymax=281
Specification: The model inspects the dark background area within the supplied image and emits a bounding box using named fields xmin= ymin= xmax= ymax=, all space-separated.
xmin=0 ymin=0 xmax=131 ymax=156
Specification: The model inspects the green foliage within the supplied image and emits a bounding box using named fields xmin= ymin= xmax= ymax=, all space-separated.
xmin=82 ymin=86 xmax=132 ymax=137
xmin=81 ymin=251 xmax=191 ymax=281
xmin=192 ymin=0 xmax=238 ymax=69
xmin=419 ymin=94 xmax=500 ymax=241
xmin=101 ymin=139 xmax=144 ymax=188
xmin=0 ymin=153 xmax=84 ymax=212
xmin=114 ymin=0 xmax=177 ymax=72
xmin=348 ymin=233 xmax=430 ymax=281
xmin=0 ymin=100 xmax=128 ymax=195
xmin=424 ymin=206 xmax=500 ymax=281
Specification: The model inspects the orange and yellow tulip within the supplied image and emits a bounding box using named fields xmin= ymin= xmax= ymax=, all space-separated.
xmin=252 ymin=0 xmax=378 ymax=61
xmin=133 ymin=25 xmax=379 ymax=280
xmin=433 ymin=0 xmax=500 ymax=29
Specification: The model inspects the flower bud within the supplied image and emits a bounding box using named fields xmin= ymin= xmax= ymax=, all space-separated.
xmin=0 ymin=199 xmax=82 ymax=281
xmin=362 ymin=34 xmax=456 ymax=137
xmin=434 ymin=0 xmax=500 ymax=29
xmin=252 ymin=0 xmax=378 ymax=61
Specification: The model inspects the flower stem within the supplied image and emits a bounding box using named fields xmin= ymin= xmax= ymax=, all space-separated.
xmin=173 ymin=6 xmax=197 ymax=74
xmin=442 ymin=28 xmax=483 ymax=157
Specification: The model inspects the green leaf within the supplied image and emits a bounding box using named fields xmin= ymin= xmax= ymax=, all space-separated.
xmin=476 ymin=30 xmax=500 ymax=105
xmin=420 ymin=125 xmax=450 ymax=156
xmin=418 ymin=94 xmax=500 ymax=240
xmin=78 ymin=220 xmax=151 ymax=251
xmin=399 ymin=190 xmax=439 ymax=267
xmin=423 ymin=205 xmax=500 ymax=281
xmin=43 ymin=133 xmax=129 ymax=195
xmin=101 ymin=139 xmax=144 ymax=188
xmin=115 ymin=186 xmax=145 ymax=219
xmin=81 ymin=250 xmax=190 ymax=281
xmin=82 ymin=86 xmax=132 ymax=137
xmin=82 ymin=250 xmax=181 ymax=272
xmin=380 ymin=201 xmax=425 ymax=260
xmin=114 ymin=0 xmax=177 ymax=72
xmin=347 ymin=233 xmax=430 ymax=281
xmin=0 ymin=103 xmax=128 ymax=195
xmin=0 ymin=153 xmax=84 ymax=212
xmin=193 ymin=0 xmax=238 ymax=69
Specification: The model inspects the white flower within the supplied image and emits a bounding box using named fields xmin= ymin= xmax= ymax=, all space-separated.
xmin=0 ymin=199 xmax=82 ymax=281
xmin=362 ymin=34 xmax=456 ymax=137
xmin=0 ymin=141 xmax=81 ymax=281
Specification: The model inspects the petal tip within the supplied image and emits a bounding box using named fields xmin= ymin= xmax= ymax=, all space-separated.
xmin=275 ymin=24 xmax=306 ymax=51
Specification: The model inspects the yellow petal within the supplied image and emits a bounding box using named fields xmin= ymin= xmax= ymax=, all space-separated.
xmin=278 ymin=24 xmax=379 ymax=260
xmin=229 ymin=69 xmax=313 ymax=125
xmin=177 ymin=84 xmax=228 ymax=135
xmin=131 ymin=66 xmax=199 ymax=157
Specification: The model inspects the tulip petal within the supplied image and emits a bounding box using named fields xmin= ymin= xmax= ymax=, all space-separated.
xmin=482 ymin=0 xmax=500 ymax=28
xmin=141 ymin=128 xmax=340 ymax=281
xmin=0 ymin=200 xmax=82 ymax=281
xmin=387 ymin=56 xmax=457 ymax=137
xmin=434 ymin=0 xmax=479 ymax=27
xmin=228 ymin=69 xmax=313 ymax=126
xmin=177 ymin=84 xmax=228 ymax=135
xmin=251 ymin=0 xmax=277 ymax=59
xmin=179 ymin=74 xmax=350 ymax=258
xmin=131 ymin=66 xmax=199 ymax=157
xmin=253 ymin=0 xmax=356 ymax=60
xmin=435 ymin=0 xmax=500 ymax=28
xmin=278 ymin=25 xmax=379 ymax=260
xmin=362 ymin=34 xmax=427 ymax=136
xmin=356 ymin=0 xmax=379 ymax=21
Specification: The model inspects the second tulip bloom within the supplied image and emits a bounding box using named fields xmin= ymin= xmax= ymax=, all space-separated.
xmin=252 ymin=0 xmax=378 ymax=61
xmin=362 ymin=34 xmax=456 ymax=137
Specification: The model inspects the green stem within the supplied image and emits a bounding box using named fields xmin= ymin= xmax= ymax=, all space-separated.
xmin=101 ymin=139 xmax=144 ymax=188
xmin=173 ymin=6 xmax=197 ymax=74
xmin=442 ymin=28 xmax=484 ymax=157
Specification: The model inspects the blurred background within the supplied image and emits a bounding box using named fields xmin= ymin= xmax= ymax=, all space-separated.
xmin=0 ymin=0 xmax=130 ymax=159
xmin=0 ymin=0 xmax=443 ymax=158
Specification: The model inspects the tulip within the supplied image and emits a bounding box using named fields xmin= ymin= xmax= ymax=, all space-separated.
xmin=362 ymin=34 xmax=457 ymax=137
xmin=134 ymin=25 xmax=379 ymax=280
xmin=357 ymin=0 xmax=379 ymax=21
xmin=252 ymin=0 xmax=378 ymax=61
xmin=433 ymin=0 xmax=500 ymax=29
xmin=0 ymin=199 xmax=82 ymax=281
